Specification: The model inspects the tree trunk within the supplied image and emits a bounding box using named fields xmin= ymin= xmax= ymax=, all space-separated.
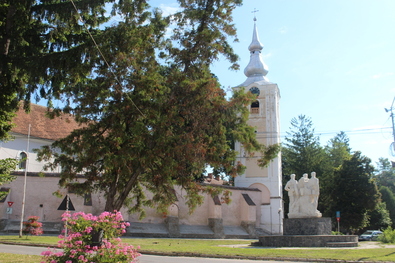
xmin=104 ymin=171 xmax=140 ymax=211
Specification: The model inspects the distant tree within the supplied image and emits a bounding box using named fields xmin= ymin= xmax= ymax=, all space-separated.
xmin=0 ymin=158 xmax=18 ymax=199
xmin=375 ymin=158 xmax=395 ymax=192
xmin=379 ymin=186 xmax=395 ymax=228
xmin=319 ymin=132 xmax=352 ymax=217
xmin=36 ymin=0 xmax=279 ymax=215
xmin=325 ymin=131 xmax=351 ymax=168
xmin=329 ymin=152 xmax=380 ymax=233
xmin=367 ymin=202 xmax=392 ymax=231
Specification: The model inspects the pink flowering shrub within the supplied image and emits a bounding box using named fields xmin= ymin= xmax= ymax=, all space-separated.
xmin=41 ymin=211 xmax=140 ymax=263
xmin=23 ymin=216 xmax=43 ymax=236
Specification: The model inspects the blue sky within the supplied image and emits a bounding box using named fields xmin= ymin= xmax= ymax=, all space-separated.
xmin=150 ymin=0 xmax=395 ymax=165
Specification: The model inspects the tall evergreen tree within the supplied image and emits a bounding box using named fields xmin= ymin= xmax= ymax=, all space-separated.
xmin=282 ymin=115 xmax=325 ymax=177
xmin=282 ymin=115 xmax=326 ymax=216
xmin=0 ymin=0 xmax=119 ymax=140
xmin=36 ymin=0 xmax=279 ymax=215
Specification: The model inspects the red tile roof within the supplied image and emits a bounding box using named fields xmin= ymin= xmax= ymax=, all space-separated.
xmin=12 ymin=103 xmax=82 ymax=141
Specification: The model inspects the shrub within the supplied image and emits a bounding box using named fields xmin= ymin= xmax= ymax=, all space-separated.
xmin=41 ymin=211 xmax=140 ymax=263
xmin=23 ymin=216 xmax=43 ymax=236
xmin=378 ymin=226 xmax=395 ymax=243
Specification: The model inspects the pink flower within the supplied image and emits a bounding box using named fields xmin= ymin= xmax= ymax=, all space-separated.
xmin=40 ymin=250 xmax=52 ymax=256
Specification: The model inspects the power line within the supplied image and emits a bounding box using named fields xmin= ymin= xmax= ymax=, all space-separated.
xmin=254 ymin=127 xmax=392 ymax=139
xmin=69 ymin=0 xmax=146 ymax=118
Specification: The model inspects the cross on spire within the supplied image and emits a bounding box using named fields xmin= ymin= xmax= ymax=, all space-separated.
xmin=252 ymin=8 xmax=259 ymax=21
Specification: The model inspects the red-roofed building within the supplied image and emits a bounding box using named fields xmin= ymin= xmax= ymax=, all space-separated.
xmin=0 ymin=103 xmax=264 ymax=238
xmin=11 ymin=103 xmax=82 ymax=141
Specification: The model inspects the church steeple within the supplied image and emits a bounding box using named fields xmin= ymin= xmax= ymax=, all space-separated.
xmin=240 ymin=18 xmax=270 ymax=86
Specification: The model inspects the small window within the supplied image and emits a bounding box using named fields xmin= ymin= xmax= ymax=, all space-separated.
xmin=19 ymin=152 xmax=27 ymax=170
xmin=251 ymin=100 xmax=259 ymax=114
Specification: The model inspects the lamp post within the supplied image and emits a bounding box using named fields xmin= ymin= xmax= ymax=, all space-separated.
xmin=19 ymin=124 xmax=31 ymax=238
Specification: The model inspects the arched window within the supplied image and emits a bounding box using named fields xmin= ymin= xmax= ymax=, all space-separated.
xmin=251 ymin=100 xmax=259 ymax=114
xmin=19 ymin=152 xmax=27 ymax=170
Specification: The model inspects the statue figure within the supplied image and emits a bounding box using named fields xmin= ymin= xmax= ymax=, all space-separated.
xmin=285 ymin=172 xmax=321 ymax=218
xmin=308 ymin=172 xmax=320 ymax=216
xmin=284 ymin=174 xmax=299 ymax=215
xmin=298 ymin=173 xmax=310 ymax=215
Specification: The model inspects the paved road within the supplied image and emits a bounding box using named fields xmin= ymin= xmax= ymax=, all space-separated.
xmin=0 ymin=244 xmax=305 ymax=263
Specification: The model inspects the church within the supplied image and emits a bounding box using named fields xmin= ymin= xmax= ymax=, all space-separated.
xmin=0 ymin=19 xmax=283 ymax=238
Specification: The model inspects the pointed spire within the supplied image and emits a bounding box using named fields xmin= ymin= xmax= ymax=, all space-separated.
xmin=248 ymin=18 xmax=264 ymax=52
xmin=241 ymin=17 xmax=270 ymax=86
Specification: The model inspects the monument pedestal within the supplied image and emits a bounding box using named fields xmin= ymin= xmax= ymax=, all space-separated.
xmin=257 ymin=217 xmax=358 ymax=247
xmin=283 ymin=217 xmax=331 ymax=235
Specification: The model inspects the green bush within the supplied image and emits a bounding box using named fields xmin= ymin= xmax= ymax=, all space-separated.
xmin=378 ymin=227 xmax=395 ymax=243
xmin=331 ymin=231 xmax=344 ymax=235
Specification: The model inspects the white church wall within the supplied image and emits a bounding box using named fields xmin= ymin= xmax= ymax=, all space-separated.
xmin=0 ymin=134 xmax=58 ymax=173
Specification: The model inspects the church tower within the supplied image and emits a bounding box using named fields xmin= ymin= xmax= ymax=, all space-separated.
xmin=234 ymin=17 xmax=283 ymax=234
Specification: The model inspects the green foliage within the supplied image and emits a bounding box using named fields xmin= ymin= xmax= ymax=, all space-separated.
xmin=0 ymin=158 xmax=17 ymax=199
xmin=22 ymin=216 xmax=43 ymax=237
xmin=34 ymin=0 xmax=277 ymax=216
xmin=324 ymin=131 xmax=351 ymax=168
xmin=378 ymin=226 xmax=395 ymax=243
xmin=328 ymin=151 xmax=380 ymax=232
xmin=282 ymin=115 xmax=327 ymax=216
xmin=319 ymin=132 xmax=352 ymax=217
xmin=368 ymin=202 xmax=392 ymax=230
xmin=379 ymin=186 xmax=395 ymax=228
xmin=375 ymin=158 xmax=395 ymax=192
xmin=0 ymin=0 xmax=114 ymax=139
xmin=41 ymin=211 xmax=140 ymax=263
xmin=282 ymin=116 xmax=381 ymax=233
xmin=282 ymin=115 xmax=325 ymax=176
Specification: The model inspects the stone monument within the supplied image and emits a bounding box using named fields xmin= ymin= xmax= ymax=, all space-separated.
xmin=283 ymin=172 xmax=328 ymax=236
xmin=285 ymin=172 xmax=322 ymax=219
xmin=257 ymin=172 xmax=358 ymax=247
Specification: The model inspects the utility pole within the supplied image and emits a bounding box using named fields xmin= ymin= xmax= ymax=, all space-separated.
xmin=385 ymin=97 xmax=395 ymax=154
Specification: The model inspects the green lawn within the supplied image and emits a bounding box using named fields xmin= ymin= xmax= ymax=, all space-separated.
xmin=0 ymin=235 xmax=394 ymax=262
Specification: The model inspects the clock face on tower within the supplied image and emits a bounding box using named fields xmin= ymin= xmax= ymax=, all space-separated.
xmin=249 ymin=87 xmax=260 ymax=96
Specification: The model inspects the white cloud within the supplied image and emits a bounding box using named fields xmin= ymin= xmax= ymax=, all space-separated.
xmin=372 ymin=72 xmax=394 ymax=79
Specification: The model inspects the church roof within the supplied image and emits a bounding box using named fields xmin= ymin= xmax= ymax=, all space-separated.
xmin=238 ymin=18 xmax=272 ymax=87
xmin=12 ymin=103 xmax=82 ymax=141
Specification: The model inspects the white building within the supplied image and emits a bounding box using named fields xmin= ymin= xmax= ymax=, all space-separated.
xmin=234 ymin=17 xmax=283 ymax=234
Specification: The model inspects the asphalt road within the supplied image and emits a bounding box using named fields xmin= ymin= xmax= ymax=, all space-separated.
xmin=0 ymin=243 xmax=305 ymax=263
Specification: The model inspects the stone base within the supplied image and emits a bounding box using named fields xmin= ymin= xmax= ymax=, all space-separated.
xmin=283 ymin=217 xmax=331 ymax=235
xmin=208 ymin=218 xmax=225 ymax=239
xmin=258 ymin=235 xmax=358 ymax=247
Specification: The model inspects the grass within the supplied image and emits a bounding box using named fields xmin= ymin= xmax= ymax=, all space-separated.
xmin=1 ymin=235 xmax=395 ymax=262
xmin=0 ymin=253 xmax=41 ymax=263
